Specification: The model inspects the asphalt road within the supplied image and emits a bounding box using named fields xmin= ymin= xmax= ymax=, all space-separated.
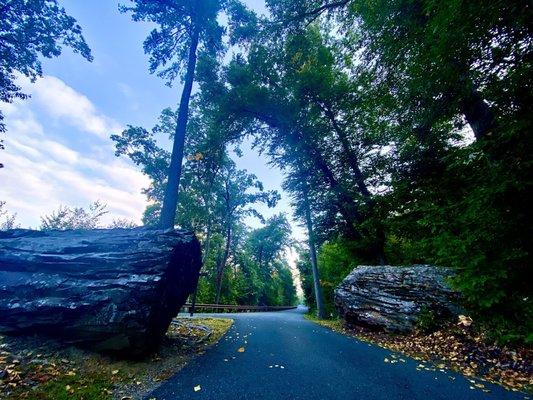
xmin=146 ymin=306 xmax=525 ymax=400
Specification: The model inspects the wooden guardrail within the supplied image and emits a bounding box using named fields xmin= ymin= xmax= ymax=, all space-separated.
xmin=180 ymin=303 xmax=297 ymax=313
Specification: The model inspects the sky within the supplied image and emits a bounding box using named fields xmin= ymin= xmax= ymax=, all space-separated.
xmin=0 ymin=0 xmax=305 ymax=241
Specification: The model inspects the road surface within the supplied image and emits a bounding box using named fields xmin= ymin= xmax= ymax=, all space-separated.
xmin=146 ymin=306 xmax=525 ymax=400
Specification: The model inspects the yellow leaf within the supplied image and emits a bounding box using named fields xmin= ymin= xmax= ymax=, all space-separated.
xmin=237 ymin=347 xmax=245 ymax=353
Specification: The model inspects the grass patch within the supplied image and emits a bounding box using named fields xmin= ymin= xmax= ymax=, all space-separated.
xmin=304 ymin=313 xmax=343 ymax=332
xmin=23 ymin=373 xmax=112 ymax=400
xmin=0 ymin=317 xmax=233 ymax=400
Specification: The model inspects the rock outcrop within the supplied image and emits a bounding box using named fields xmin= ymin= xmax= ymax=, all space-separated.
xmin=334 ymin=265 xmax=460 ymax=332
xmin=0 ymin=228 xmax=201 ymax=356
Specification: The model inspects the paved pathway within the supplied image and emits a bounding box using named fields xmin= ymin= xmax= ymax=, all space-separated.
xmin=147 ymin=307 xmax=525 ymax=400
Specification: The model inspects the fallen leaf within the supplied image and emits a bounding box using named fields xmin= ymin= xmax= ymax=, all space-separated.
xmin=194 ymin=385 xmax=201 ymax=392
xmin=237 ymin=347 xmax=245 ymax=353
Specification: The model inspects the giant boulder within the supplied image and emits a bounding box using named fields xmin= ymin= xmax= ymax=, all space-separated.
xmin=0 ymin=228 xmax=201 ymax=356
xmin=334 ymin=265 xmax=460 ymax=333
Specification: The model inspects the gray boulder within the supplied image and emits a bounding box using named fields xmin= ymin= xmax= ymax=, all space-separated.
xmin=0 ymin=228 xmax=201 ymax=356
xmin=334 ymin=265 xmax=460 ymax=332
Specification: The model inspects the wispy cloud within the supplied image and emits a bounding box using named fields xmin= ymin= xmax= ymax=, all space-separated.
xmin=19 ymin=75 xmax=123 ymax=139
xmin=1 ymin=75 xmax=150 ymax=228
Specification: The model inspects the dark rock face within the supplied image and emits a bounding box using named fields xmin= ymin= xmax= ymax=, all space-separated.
xmin=0 ymin=228 xmax=201 ymax=356
xmin=334 ymin=265 xmax=460 ymax=333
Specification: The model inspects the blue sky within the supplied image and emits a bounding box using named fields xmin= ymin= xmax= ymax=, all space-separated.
xmin=1 ymin=0 xmax=305 ymax=240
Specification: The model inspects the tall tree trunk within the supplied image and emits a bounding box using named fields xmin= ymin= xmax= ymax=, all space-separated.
xmin=462 ymin=87 xmax=495 ymax=141
xmin=189 ymin=215 xmax=211 ymax=317
xmin=321 ymin=105 xmax=371 ymax=200
xmin=159 ymin=25 xmax=200 ymax=229
xmin=303 ymin=186 xmax=327 ymax=319
xmin=202 ymin=216 xmax=212 ymax=264
xmin=240 ymin=107 xmax=363 ymax=238
xmin=215 ymin=223 xmax=232 ymax=304
xmin=321 ymin=104 xmax=387 ymax=264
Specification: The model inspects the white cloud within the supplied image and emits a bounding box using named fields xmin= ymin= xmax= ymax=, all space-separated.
xmin=0 ymin=76 xmax=150 ymax=228
xmin=19 ymin=75 xmax=122 ymax=138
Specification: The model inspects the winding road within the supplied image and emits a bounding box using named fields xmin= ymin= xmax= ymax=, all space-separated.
xmin=146 ymin=307 xmax=525 ymax=400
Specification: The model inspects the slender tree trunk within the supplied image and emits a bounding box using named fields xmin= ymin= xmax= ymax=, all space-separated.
xmin=462 ymin=87 xmax=495 ymax=141
xmin=190 ymin=215 xmax=211 ymax=317
xmin=240 ymin=107 xmax=363 ymax=238
xmin=322 ymin=105 xmax=372 ymax=200
xmin=202 ymin=217 xmax=212 ymax=264
xmin=303 ymin=187 xmax=327 ymax=319
xmin=215 ymin=223 xmax=232 ymax=304
xmin=322 ymin=105 xmax=388 ymax=264
xmin=159 ymin=25 xmax=200 ymax=229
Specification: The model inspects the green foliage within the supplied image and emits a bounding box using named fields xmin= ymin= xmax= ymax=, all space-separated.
xmin=295 ymin=249 xmax=315 ymax=310
xmin=316 ymin=239 xmax=363 ymax=316
xmin=384 ymin=141 xmax=532 ymax=344
xmin=113 ymin=105 xmax=295 ymax=307
xmin=415 ymin=307 xmax=439 ymax=334
xmin=21 ymin=373 xmax=111 ymax=400
xmin=260 ymin=0 xmax=532 ymax=344
xmin=197 ymin=214 xmax=297 ymax=307
xmin=120 ymin=0 xmax=531 ymax=344
xmin=120 ymin=0 xmax=227 ymax=83
xmin=40 ymin=201 xmax=108 ymax=230
xmin=0 ymin=201 xmax=19 ymax=230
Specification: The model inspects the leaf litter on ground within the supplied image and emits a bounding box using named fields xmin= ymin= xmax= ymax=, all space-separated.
xmin=0 ymin=317 xmax=233 ymax=400
xmin=307 ymin=316 xmax=532 ymax=393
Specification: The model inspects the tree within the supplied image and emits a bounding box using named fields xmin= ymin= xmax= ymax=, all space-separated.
xmin=121 ymin=0 xmax=239 ymax=228
xmin=40 ymin=201 xmax=108 ymax=230
xmin=301 ymin=182 xmax=326 ymax=318
xmin=0 ymin=0 xmax=92 ymax=166
xmin=267 ymin=0 xmax=532 ymax=342
xmin=195 ymin=23 xmax=389 ymax=257
xmin=233 ymin=215 xmax=296 ymax=307
xmin=272 ymin=0 xmax=531 ymax=146
xmin=108 ymin=218 xmax=138 ymax=229
xmin=0 ymin=201 xmax=19 ymax=230
xmin=182 ymin=0 xmax=532 ymax=343
xmin=213 ymin=161 xmax=279 ymax=304
xmin=112 ymin=105 xmax=283 ymax=305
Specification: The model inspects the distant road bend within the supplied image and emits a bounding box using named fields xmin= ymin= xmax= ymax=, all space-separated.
xmin=147 ymin=306 xmax=524 ymax=400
